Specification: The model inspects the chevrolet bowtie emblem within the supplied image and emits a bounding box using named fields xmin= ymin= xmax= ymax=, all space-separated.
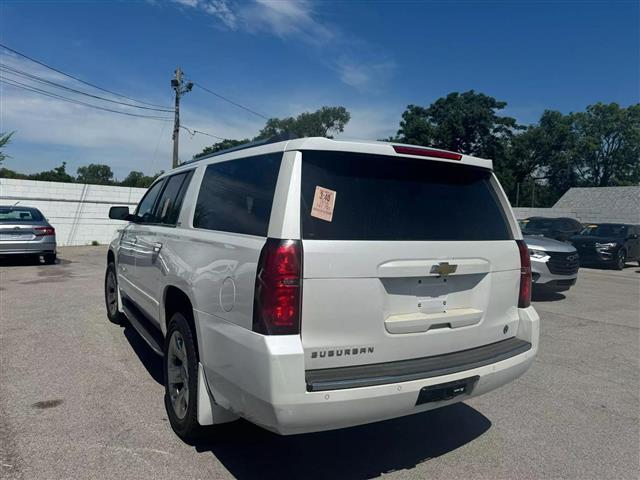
xmin=431 ymin=262 xmax=458 ymax=277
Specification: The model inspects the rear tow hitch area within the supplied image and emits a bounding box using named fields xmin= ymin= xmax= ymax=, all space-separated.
xmin=416 ymin=376 xmax=479 ymax=405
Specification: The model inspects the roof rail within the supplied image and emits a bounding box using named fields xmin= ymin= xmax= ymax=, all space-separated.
xmin=181 ymin=131 xmax=300 ymax=166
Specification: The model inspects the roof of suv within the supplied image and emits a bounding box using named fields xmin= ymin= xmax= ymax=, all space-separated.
xmin=176 ymin=137 xmax=492 ymax=175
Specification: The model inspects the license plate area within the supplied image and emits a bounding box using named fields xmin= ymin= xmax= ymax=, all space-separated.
xmin=416 ymin=376 xmax=479 ymax=405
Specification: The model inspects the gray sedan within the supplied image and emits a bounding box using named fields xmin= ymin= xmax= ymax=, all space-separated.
xmin=0 ymin=206 xmax=57 ymax=263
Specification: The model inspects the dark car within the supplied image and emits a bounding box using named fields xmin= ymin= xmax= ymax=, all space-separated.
xmin=521 ymin=216 xmax=583 ymax=242
xmin=569 ymin=223 xmax=640 ymax=270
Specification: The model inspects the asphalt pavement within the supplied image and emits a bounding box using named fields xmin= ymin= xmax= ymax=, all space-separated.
xmin=1 ymin=246 xmax=638 ymax=480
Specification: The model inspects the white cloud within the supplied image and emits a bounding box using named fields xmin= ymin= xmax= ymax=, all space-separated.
xmin=241 ymin=0 xmax=334 ymax=44
xmin=334 ymin=57 xmax=396 ymax=92
xmin=165 ymin=0 xmax=392 ymax=87
xmin=172 ymin=0 xmax=200 ymax=7
xmin=202 ymin=0 xmax=238 ymax=30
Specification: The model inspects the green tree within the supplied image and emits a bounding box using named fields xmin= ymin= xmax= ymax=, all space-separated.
xmin=76 ymin=164 xmax=114 ymax=185
xmin=193 ymin=138 xmax=250 ymax=159
xmin=120 ymin=170 xmax=162 ymax=188
xmin=392 ymin=91 xmax=522 ymax=198
xmin=256 ymin=106 xmax=351 ymax=140
xmin=0 ymin=131 xmax=14 ymax=164
xmin=30 ymin=162 xmax=75 ymax=183
xmin=508 ymin=110 xmax=577 ymax=206
xmin=195 ymin=106 xmax=351 ymax=159
xmin=393 ymin=91 xmax=521 ymax=157
xmin=572 ymin=103 xmax=640 ymax=187
xmin=0 ymin=167 xmax=28 ymax=179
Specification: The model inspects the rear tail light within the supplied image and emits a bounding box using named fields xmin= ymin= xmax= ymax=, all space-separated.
xmin=393 ymin=145 xmax=463 ymax=161
xmin=253 ymin=238 xmax=302 ymax=335
xmin=34 ymin=226 xmax=55 ymax=236
xmin=517 ymin=240 xmax=531 ymax=308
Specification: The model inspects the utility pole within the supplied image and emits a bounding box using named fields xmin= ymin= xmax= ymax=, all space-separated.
xmin=171 ymin=67 xmax=193 ymax=169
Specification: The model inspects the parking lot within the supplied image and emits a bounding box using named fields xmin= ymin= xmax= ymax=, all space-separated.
xmin=1 ymin=246 xmax=638 ymax=480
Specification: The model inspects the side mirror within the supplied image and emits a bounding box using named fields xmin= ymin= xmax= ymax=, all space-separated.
xmin=109 ymin=206 xmax=131 ymax=221
xmin=629 ymin=233 xmax=639 ymax=240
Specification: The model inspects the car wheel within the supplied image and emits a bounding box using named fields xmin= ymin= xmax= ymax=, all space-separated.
xmin=164 ymin=311 xmax=201 ymax=442
xmin=104 ymin=262 xmax=124 ymax=324
xmin=44 ymin=253 xmax=57 ymax=264
xmin=616 ymin=250 xmax=626 ymax=270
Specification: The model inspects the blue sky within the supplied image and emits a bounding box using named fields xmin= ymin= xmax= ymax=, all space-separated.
xmin=1 ymin=0 xmax=638 ymax=178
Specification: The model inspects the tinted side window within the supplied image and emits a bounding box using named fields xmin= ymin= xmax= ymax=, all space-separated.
xmin=193 ymin=153 xmax=283 ymax=236
xmin=135 ymin=179 xmax=165 ymax=223
xmin=153 ymin=171 xmax=193 ymax=225
xmin=301 ymin=150 xmax=512 ymax=241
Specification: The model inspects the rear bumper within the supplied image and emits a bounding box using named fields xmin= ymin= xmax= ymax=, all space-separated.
xmin=0 ymin=239 xmax=56 ymax=255
xmin=199 ymin=306 xmax=539 ymax=435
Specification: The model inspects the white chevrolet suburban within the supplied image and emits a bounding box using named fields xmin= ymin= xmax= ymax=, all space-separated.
xmin=105 ymin=137 xmax=539 ymax=440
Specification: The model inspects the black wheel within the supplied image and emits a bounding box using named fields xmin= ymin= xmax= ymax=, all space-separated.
xmin=615 ymin=249 xmax=626 ymax=270
xmin=164 ymin=311 xmax=201 ymax=442
xmin=104 ymin=262 xmax=124 ymax=324
xmin=43 ymin=253 xmax=56 ymax=264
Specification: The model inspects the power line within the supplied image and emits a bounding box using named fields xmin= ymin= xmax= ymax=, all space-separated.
xmin=0 ymin=76 xmax=172 ymax=121
xmin=0 ymin=63 xmax=173 ymax=112
xmin=193 ymin=82 xmax=269 ymax=120
xmin=180 ymin=125 xmax=226 ymax=141
xmin=0 ymin=43 xmax=171 ymax=109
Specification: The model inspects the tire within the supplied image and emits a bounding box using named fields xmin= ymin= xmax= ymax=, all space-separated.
xmin=44 ymin=253 xmax=56 ymax=264
xmin=615 ymin=249 xmax=627 ymax=270
xmin=164 ymin=311 xmax=201 ymax=442
xmin=104 ymin=262 xmax=124 ymax=324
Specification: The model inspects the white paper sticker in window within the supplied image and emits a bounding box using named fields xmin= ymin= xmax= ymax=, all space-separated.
xmin=310 ymin=186 xmax=337 ymax=222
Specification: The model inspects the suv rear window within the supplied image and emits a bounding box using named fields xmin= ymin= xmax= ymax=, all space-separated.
xmin=193 ymin=153 xmax=282 ymax=236
xmin=301 ymin=151 xmax=512 ymax=241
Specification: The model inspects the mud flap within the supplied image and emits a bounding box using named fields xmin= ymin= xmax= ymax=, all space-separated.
xmin=197 ymin=362 xmax=239 ymax=426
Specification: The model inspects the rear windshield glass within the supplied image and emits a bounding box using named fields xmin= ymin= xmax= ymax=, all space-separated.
xmin=0 ymin=207 xmax=44 ymax=222
xmin=522 ymin=218 xmax=558 ymax=231
xmin=300 ymin=151 xmax=512 ymax=241
xmin=580 ymin=224 xmax=627 ymax=237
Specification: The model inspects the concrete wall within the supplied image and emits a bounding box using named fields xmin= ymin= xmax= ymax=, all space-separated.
xmin=0 ymin=178 xmax=146 ymax=246
xmin=513 ymin=206 xmax=639 ymax=224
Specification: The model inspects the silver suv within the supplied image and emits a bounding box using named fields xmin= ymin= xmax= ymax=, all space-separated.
xmin=105 ymin=137 xmax=539 ymax=440
xmin=525 ymin=235 xmax=579 ymax=292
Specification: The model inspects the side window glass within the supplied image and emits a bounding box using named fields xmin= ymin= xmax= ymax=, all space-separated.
xmin=193 ymin=153 xmax=283 ymax=236
xmin=152 ymin=171 xmax=193 ymax=226
xmin=135 ymin=179 xmax=165 ymax=223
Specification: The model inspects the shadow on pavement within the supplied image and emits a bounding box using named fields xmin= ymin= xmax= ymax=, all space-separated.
xmin=123 ymin=323 xmax=164 ymax=385
xmin=194 ymin=402 xmax=491 ymax=480
xmin=0 ymin=255 xmax=71 ymax=267
xmin=0 ymin=255 xmax=42 ymax=267
xmin=532 ymin=290 xmax=566 ymax=302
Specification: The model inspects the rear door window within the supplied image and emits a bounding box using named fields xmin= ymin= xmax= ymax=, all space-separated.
xmin=300 ymin=150 xmax=512 ymax=241
xmin=193 ymin=153 xmax=282 ymax=236
xmin=152 ymin=170 xmax=194 ymax=226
